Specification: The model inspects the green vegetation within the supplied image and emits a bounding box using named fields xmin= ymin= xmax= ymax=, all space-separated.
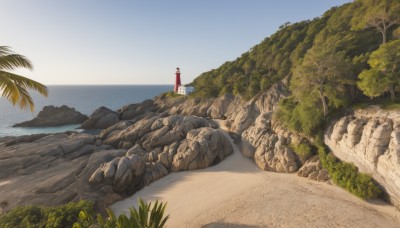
xmin=0 ymin=199 xmax=169 ymax=228
xmin=290 ymin=143 xmax=314 ymax=161
xmin=189 ymin=0 xmax=399 ymax=200
xmin=358 ymin=40 xmax=400 ymax=100
xmin=0 ymin=200 xmax=94 ymax=228
xmin=318 ymin=145 xmax=381 ymax=199
xmin=0 ymin=46 xmax=48 ymax=112
xmin=351 ymin=0 xmax=400 ymax=44
xmin=74 ymin=199 xmax=169 ymax=228
xmin=159 ymin=91 xmax=184 ymax=98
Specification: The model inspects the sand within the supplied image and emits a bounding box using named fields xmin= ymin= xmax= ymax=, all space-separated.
xmin=111 ymin=122 xmax=400 ymax=228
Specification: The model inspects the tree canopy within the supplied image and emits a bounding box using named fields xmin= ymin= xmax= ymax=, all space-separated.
xmin=358 ymin=40 xmax=400 ymax=100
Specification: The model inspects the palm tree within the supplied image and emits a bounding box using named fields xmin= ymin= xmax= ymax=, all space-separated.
xmin=0 ymin=46 xmax=48 ymax=112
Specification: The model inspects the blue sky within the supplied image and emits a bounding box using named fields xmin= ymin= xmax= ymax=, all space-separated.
xmin=2 ymin=0 xmax=351 ymax=85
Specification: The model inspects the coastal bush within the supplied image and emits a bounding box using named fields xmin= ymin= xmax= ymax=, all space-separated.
xmin=290 ymin=143 xmax=314 ymax=161
xmin=74 ymin=198 xmax=169 ymax=228
xmin=318 ymin=145 xmax=381 ymax=199
xmin=0 ymin=200 xmax=94 ymax=228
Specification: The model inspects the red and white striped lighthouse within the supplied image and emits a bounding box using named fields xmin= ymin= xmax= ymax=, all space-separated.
xmin=174 ymin=67 xmax=181 ymax=92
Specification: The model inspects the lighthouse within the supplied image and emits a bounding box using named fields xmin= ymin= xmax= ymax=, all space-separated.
xmin=174 ymin=67 xmax=194 ymax=95
xmin=174 ymin=67 xmax=181 ymax=92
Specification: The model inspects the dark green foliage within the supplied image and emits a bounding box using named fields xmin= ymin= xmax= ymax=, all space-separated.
xmin=192 ymin=17 xmax=327 ymax=99
xmin=318 ymin=145 xmax=381 ymax=199
xmin=0 ymin=200 xmax=94 ymax=228
xmin=275 ymin=97 xmax=324 ymax=136
xmin=290 ymin=143 xmax=314 ymax=161
xmin=74 ymin=198 xmax=169 ymax=228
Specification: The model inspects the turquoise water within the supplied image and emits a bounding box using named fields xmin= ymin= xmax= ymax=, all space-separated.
xmin=0 ymin=85 xmax=172 ymax=137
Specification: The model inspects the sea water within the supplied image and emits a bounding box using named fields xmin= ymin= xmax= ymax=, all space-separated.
xmin=0 ymin=85 xmax=172 ymax=137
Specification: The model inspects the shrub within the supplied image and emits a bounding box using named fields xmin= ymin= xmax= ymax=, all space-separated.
xmin=290 ymin=143 xmax=314 ymax=161
xmin=74 ymin=198 xmax=169 ymax=228
xmin=0 ymin=200 xmax=94 ymax=228
xmin=318 ymin=145 xmax=381 ymax=199
xmin=275 ymin=97 xmax=324 ymax=136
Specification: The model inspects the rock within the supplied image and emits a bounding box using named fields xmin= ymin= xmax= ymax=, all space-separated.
xmin=118 ymin=99 xmax=156 ymax=120
xmin=325 ymin=108 xmax=400 ymax=207
xmin=90 ymin=114 xmax=233 ymax=198
xmin=154 ymin=96 xmax=214 ymax=117
xmin=0 ymin=132 xmax=126 ymax=211
xmin=297 ymin=156 xmax=329 ymax=182
xmin=207 ymin=94 xmax=234 ymax=119
xmin=102 ymin=114 xmax=217 ymax=150
xmin=13 ymin=105 xmax=88 ymax=127
xmin=81 ymin=107 xmax=119 ymax=129
xmin=171 ymin=128 xmax=233 ymax=171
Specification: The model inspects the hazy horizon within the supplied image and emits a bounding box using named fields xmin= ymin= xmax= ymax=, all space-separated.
xmin=3 ymin=0 xmax=351 ymax=85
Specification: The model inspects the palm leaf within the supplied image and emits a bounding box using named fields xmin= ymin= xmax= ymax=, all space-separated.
xmin=0 ymin=54 xmax=33 ymax=71
xmin=0 ymin=46 xmax=47 ymax=112
xmin=0 ymin=70 xmax=47 ymax=112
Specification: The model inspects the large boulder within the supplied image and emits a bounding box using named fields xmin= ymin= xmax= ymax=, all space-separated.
xmin=13 ymin=105 xmax=88 ymax=127
xmin=90 ymin=115 xmax=233 ymax=195
xmin=81 ymin=107 xmax=119 ymax=129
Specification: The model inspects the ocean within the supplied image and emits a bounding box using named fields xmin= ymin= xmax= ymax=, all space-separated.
xmin=0 ymin=85 xmax=172 ymax=137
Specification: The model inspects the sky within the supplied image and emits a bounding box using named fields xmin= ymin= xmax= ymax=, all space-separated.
xmin=2 ymin=0 xmax=351 ymax=85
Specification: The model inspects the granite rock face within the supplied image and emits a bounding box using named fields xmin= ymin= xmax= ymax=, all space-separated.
xmin=118 ymin=99 xmax=157 ymax=120
xmin=325 ymin=106 xmax=400 ymax=206
xmin=89 ymin=114 xmax=232 ymax=193
xmin=81 ymin=107 xmax=119 ymax=129
xmin=297 ymin=156 xmax=330 ymax=182
xmin=240 ymin=113 xmax=304 ymax=173
xmin=0 ymin=132 xmax=124 ymax=211
xmin=13 ymin=105 xmax=88 ymax=127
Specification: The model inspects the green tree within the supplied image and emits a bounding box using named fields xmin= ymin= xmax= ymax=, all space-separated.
xmin=0 ymin=46 xmax=47 ymax=111
xmin=358 ymin=40 xmax=400 ymax=100
xmin=290 ymin=46 xmax=351 ymax=116
xmin=351 ymin=0 xmax=400 ymax=44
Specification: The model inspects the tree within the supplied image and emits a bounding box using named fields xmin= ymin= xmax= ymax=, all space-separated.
xmin=290 ymin=46 xmax=351 ymax=116
xmin=352 ymin=0 xmax=400 ymax=44
xmin=358 ymin=40 xmax=400 ymax=100
xmin=0 ymin=46 xmax=47 ymax=111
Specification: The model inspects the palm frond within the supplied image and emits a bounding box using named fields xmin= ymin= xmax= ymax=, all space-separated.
xmin=0 ymin=46 xmax=12 ymax=56
xmin=0 ymin=54 xmax=33 ymax=71
xmin=0 ymin=69 xmax=47 ymax=112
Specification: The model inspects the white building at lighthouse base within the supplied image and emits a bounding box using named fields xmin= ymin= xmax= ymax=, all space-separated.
xmin=177 ymin=85 xmax=194 ymax=95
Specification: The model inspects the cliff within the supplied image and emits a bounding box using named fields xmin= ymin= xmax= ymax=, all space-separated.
xmin=325 ymin=106 xmax=400 ymax=206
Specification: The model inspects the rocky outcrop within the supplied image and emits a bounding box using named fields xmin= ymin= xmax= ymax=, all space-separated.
xmin=297 ymin=156 xmax=330 ymax=182
xmin=89 ymin=114 xmax=232 ymax=194
xmin=223 ymin=78 xmax=305 ymax=173
xmin=239 ymin=113 xmax=305 ymax=173
xmin=0 ymin=112 xmax=234 ymax=212
xmin=206 ymin=94 xmax=235 ymax=119
xmin=154 ymin=96 xmax=215 ymax=118
xmin=81 ymin=107 xmax=119 ymax=129
xmin=325 ymin=106 xmax=400 ymax=206
xmin=13 ymin=105 xmax=88 ymax=127
xmin=118 ymin=99 xmax=157 ymax=120
xmin=0 ymin=132 xmax=124 ymax=211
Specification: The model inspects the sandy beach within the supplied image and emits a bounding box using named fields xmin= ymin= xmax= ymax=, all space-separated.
xmin=111 ymin=123 xmax=400 ymax=228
